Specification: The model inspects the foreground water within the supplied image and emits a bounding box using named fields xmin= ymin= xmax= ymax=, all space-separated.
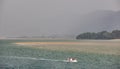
xmin=0 ymin=39 xmax=120 ymax=69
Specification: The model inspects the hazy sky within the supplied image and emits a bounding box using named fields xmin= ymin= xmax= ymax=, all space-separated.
xmin=0 ymin=0 xmax=119 ymax=37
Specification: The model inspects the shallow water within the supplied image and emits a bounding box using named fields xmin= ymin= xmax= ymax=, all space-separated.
xmin=0 ymin=39 xmax=120 ymax=69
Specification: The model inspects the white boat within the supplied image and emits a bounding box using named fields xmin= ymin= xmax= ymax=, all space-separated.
xmin=66 ymin=58 xmax=78 ymax=62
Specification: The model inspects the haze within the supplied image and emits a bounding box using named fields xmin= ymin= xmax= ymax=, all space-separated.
xmin=0 ymin=0 xmax=120 ymax=37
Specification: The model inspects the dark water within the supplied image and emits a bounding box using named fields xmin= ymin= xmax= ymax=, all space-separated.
xmin=0 ymin=39 xmax=120 ymax=69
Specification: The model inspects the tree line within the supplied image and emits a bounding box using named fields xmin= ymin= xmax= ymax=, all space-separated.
xmin=76 ymin=30 xmax=120 ymax=39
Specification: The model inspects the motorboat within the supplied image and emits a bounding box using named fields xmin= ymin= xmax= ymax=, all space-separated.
xmin=66 ymin=58 xmax=78 ymax=62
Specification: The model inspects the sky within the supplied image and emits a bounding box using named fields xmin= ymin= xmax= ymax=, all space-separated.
xmin=116 ymin=0 xmax=120 ymax=9
xmin=0 ymin=0 xmax=119 ymax=37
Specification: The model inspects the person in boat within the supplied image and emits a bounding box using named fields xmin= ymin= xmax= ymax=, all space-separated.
xmin=67 ymin=58 xmax=78 ymax=62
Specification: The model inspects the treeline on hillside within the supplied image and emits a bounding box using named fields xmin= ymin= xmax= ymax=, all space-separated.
xmin=76 ymin=30 xmax=120 ymax=39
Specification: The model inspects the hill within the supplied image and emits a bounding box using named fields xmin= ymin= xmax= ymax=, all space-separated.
xmin=70 ymin=10 xmax=120 ymax=36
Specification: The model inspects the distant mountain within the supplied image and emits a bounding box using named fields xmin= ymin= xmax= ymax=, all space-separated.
xmin=70 ymin=10 xmax=120 ymax=36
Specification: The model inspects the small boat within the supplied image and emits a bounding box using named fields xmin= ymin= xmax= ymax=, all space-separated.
xmin=66 ymin=58 xmax=78 ymax=62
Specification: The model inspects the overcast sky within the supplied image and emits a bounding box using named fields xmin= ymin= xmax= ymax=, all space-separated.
xmin=0 ymin=0 xmax=119 ymax=37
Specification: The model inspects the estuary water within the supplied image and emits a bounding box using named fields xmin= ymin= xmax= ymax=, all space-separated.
xmin=0 ymin=39 xmax=120 ymax=69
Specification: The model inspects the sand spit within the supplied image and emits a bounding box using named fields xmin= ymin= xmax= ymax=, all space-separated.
xmin=15 ymin=42 xmax=90 ymax=45
xmin=14 ymin=41 xmax=120 ymax=55
xmin=15 ymin=41 xmax=120 ymax=46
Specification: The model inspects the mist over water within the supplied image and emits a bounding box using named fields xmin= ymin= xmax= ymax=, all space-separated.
xmin=113 ymin=0 xmax=120 ymax=11
xmin=0 ymin=0 xmax=120 ymax=37
xmin=116 ymin=0 xmax=120 ymax=11
xmin=0 ymin=0 xmax=3 ymax=30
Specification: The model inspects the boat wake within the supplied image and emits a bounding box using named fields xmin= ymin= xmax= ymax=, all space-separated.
xmin=0 ymin=56 xmax=69 ymax=62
